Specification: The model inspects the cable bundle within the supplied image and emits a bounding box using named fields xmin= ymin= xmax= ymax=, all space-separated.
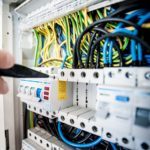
xmin=33 ymin=1 xmax=150 ymax=69
xmin=73 ymin=1 xmax=150 ymax=68
xmin=33 ymin=8 xmax=120 ymax=68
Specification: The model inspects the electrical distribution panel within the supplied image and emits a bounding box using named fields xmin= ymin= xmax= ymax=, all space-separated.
xmin=15 ymin=0 xmax=150 ymax=150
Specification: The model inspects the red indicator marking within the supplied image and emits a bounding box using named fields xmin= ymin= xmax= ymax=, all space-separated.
xmin=44 ymin=96 xmax=49 ymax=100
xmin=44 ymin=87 xmax=49 ymax=91
xmin=44 ymin=91 xmax=49 ymax=95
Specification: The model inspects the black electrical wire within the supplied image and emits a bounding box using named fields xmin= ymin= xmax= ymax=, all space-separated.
xmin=43 ymin=117 xmax=56 ymax=136
xmin=77 ymin=133 xmax=92 ymax=144
xmin=61 ymin=123 xmax=93 ymax=144
xmin=92 ymin=32 xmax=150 ymax=53
xmin=89 ymin=27 xmax=108 ymax=68
xmin=96 ymin=42 xmax=101 ymax=68
xmin=61 ymin=124 xmax=75 ymax=139
xmin=74 ymin=18 xmax=141 ymax=68
xmin=109 ymin=0 xmax=150 ymax=17
xmin=93 ymin=27 xmax=108 ymax=34
xmin=72 ymin=130 xmax=83 ymax=140
xmin=36 ymin=116 xmax=51 ymax=133
xmin=88 ymin=27 xmax=123 ymax=67
xmin=109 ymin=40 xmax=124 ymax=67
xmin=41 ymin=120 xmax=50 ymax=132
xmin=73 ymin=37 xmax=79 ymax=68
xmin=68 ymin=126 xmax=75 ymax=134
xmin=36 ymin=118 xmax=48 ymax=130
xmin=85 ymin=27 xmax=123 ymax=68
xmin=90 ymin=38 xmax=123 ymax=67
xmin=85 ymin=32 xmax=97 ymax=68
xmin=90 ymin=32 xmax=150 ymax=67
xmin=35 ymin=116 xmax=58 ymax=138
xmin=52 ymin=119 xmax=60 ymax=138
xmin=61 ymin=124 xmax=83 ymax=140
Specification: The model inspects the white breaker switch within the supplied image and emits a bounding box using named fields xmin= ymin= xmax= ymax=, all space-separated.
xmin=133 ymin=88 xmax=150 ymax=150
xmin=95 ymin=85 xmax=134 ymax=149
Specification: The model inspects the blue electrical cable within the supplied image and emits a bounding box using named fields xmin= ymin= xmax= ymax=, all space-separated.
xmin=130 ymin=12 xmax=150 ymax=63
xmin=119 ymin=10 xmax=147 ymax=64
xmin=103 ymin=38 xmax=109 ymax=65
xmin=136 ymin=12 xmax=150 ymax=62
xmin=108 ymin=39 xmax=113 ymax=65
xmin=103 ymin=9 xmax=148 ymax=66
xmin=103 ymin=10 xmax=144 ymax=65
xmin=57 ymin=122 xmax=102 ymax=148
xmin=112 ymin=29 xmax=133 ymax=36
xmin=110 ymin=142 xmax=117 ymax=150
xmin=75 ymin=128 xmax=81 ymax=135
xmin=117 ymin=9 xmax=146 ymax=28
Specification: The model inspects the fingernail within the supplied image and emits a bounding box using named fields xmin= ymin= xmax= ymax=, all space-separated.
xmin=5 ymin=53 xmax=14 ymax=68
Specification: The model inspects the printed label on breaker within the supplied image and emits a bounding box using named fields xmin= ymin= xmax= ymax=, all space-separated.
xmin=58 ymin=81 xmax=67 ymax=100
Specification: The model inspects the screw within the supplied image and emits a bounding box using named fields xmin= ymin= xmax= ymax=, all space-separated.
xmin=145 ymin=72 xmax=150 ymax=80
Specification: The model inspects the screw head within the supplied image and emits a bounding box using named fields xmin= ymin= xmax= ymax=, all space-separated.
xmin=145 ymin=72 xmax=150 ymax=80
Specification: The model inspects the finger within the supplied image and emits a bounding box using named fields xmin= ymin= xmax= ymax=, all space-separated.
xmin=0 ymin=51 xmax=14 ymax=69
xmin=0 ymin=77 xmax=8 ymax=94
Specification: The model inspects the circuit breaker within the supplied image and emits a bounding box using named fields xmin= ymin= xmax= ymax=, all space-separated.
xmin=17 ymin=68 xmax=73 ymax=117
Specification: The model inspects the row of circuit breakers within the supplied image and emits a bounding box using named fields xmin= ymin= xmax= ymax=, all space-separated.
xmin=18 ymin=67 xmax=150 ymax=150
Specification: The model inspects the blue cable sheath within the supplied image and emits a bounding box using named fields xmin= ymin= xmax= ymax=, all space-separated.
xmin=110 ymin=143 xmax=117 ymax=150
xmin=57 ymin=122 xmax=102 ymax=148
xmin=117 ymin=9 xmax=145 ymax=28
xmin=106 ymin=10 xmax=144 ymax=65
xmin=130 ymin=12 xmax=150 ymax=62
xmin=108 ymin=40 xmax=113 ymax=65
xmin=103 ymin=10 xmax=146 ymax=65
xmin=75 ymin=129 xmax=81 ymax=134
xmin=119 ymin=10 xmax=146 ymax=63
xmin=136 ymin=12 xmax=150 ymax=61
xmin=103 ymin=38 xmax=109 ymax=64
xmin=113 ymin=29 xmax=133 ymax=36
xmin=109 ymin=29 xmax=135 ymax=62
xmin=137 ymin=43 xmax=142 ymax=62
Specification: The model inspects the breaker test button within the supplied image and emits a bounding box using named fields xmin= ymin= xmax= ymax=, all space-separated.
xmin=44 ymin=91 xmax=49 ymax=95
xmin=44 ymin=86 xmax=49 ymax=91
xmin=44 ymin=96 xmax=49 ymax=100
xmin=115 ymin=96 xmax=129 ymax=102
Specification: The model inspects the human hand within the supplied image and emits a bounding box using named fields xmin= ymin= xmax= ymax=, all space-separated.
xmin=0 ymin=51 xmax=14 ymax=94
